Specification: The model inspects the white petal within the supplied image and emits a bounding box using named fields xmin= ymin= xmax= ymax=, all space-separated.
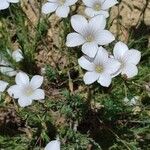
xmin=85 ymin=8 xmax=96 ymax=17
xmin=94 ymin=47 xmax=108 ymax=64
xmin=66 ymin=33 xmax=85 ymax=47
xmin=30 ymin=75 xmax=43 ymax=89
xmin=97 ymin=10 xmax=109 ymax=18
xmin=42 ymin=2 xmax=58 ymax=14
xmin=89 ymin=15 xmax=106 ymax=30
xmin=121 ymin=64 xmax=138 ymax=78
xmin=15 ymin=72 xmax=30 ymax=85
xmin=65 ymin=0 xmax=78 ymax=6
xmin=98 ymin=73 xmax=112 ymax=87
xmin=0 ymin=1 xmax=9 ymax=10
xmin=0 ymin=80 xmax=8 ymax=92
xmin=30 ymin=89 xmax=45 ymax=100
xmin=82 ymin=42 xmax=98 ymax=58
xmin=0 ymin=67 xmax=17 ymax=77
xmin=48 ymin=0 xmax=57 ymax=2
xmin=110 ymin=67 xmax=121 ymax=77
xmin=7 ymin=0 xmax=19 ymax=3
xmin=96 ymin=30 xmax=115 ymax=45
xmin=83 ymin=71 xmax=99 ymax=85
xmin=12 ymin=49 xmax=23 ymax=62
xmin=99 ymin=0 xmax=105 ymax=3
xmin=44 ymin=140 xmax=60 ymax=150
xmin=18 ymin=97 xmax=32 ymax=107
xmin=0 ymin=59 xmax=9 ymax=66
xmin=56 ymin=6 xmax=69 ymax=18
xmin=104 ymin=58 xmax=121 ymax=74
xmin=71 ymin=15 xmax=88 ymax=34
xmin=78 ymin=56 xmax=95 ymax=71
xmin=113 ymin=41 xmax=129 ymax=60
xmin=123 ymin=49 xmax=141 ymax=65
xmin=101 ymin=0 xmax=118 ymax=10
xmin=82 ymin=0 xmax=94 ymax=7
xmin=85 ymin=8 xmax=109 ymax=18
xmin=7 ymin=85 xmax=22 ymax=99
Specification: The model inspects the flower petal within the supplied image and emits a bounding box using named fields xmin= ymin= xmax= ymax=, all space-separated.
xmin=78 ymin=56 xmax=95 ymax=71
xmin=12 ymin=49 xmax=23 ymax=62
xmin=123 ymin=49 xmax=141 ymax=65
xmin=96 ymin=30 xmax=115 ymax=45
xmin=83 ymin=71 xmax=99 ymax=85
xmin=7 ymin=0 xmax=19 ymax=3
xmin=56 ymin=6 xmax=70 ymax=18
xmin=82 ymin=0 xmax=94 ymax=7
xmin=113 ymin=41 xmax=129 ymax=60
xmin=42 ymin=2 xmax=58 ymax=14
xmin=65 ymin=0 xmax=78 ymax=6
xmin=0 ymin=1 xmax=9 ymax=10
xmin=71 ymin=15 xmax=88 ymax=34
xmin=7 ymin=85 xmax=22 ymax=99
xmin=31 ymin=89 xmax=45 ymax=100
xmin=48 ymin=0 xmax=57 ymax=2
xmin=44 ymin=140 xmax=60 ymax=150
xmin=18 ymin=97 xmax=32 ymax=107
xmin=30 ymin=75 xmax=44 ymax=89
xmin=0 ymin=66 xmax=17 ymax=77
xmin=104 ymin=58 xmax=121 ymax=74
xmin=0 ymin=80 xmax=8 ymax=92
xmin=85 ymin=8 xmax=109 ymax=18
xmin=82 ymin=42 xmax=98 ymax=58
xmin=89 ymin=15 xmax=106 ymax=30
xmin=101 ymin=0 xmax=118 ymax=10
xmin=15 ymin=72 xmax=30 ymax=85
xmin=66 ymin=33 xmax=85 ymax=47
xmin=98 ymin=73 xmax=112 ymax=87
xmin=121 ymin=64 xmax=138 ymax=78
xmin=94 ymin=47 xmax=108 ymax=64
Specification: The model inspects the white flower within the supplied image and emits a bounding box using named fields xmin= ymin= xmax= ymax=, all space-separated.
xmin=42 ymin=0 xmax=78 ymax=18
xmin=7 ymin=72 xmax=45 ymax=107
xmin=45 ymin=140 xmax=60 ymax=150
xmin=0 ymin=80 xmax=9 ymax=92
xmin=83 ymin=0 xmax=118 ymax=18
xmin=12 ymin=49 xmax=23 ymax=62
xmin=78 ymin=47 xmax=120 ymax=87
xmin=66 ymin=15 xmax=115 ymax=57
xmin=113 ymin=41 xmax=141 ymax=78
xmin=0 ymin=0 xmax=19 ymax=10
xmin=0 ymin=59 xmax=17 ymax=77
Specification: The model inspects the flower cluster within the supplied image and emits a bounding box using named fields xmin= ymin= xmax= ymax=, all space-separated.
xmin=41 ymin=0 xmax=141 ymax=88
xmin=64 ymin=0 xmax=141 ymax=87
xmin=42 ymin=0 xmax=141 ymax=87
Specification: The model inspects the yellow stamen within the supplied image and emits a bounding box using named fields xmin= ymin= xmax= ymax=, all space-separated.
xmin=86 ymin=35 xmax=94 ymax=42
xmin=93 ymin=3 xmax=101 ymax=11
xmin=25 ymin=86 xmax=34 ymax=96
xmin=95 ymin=65 xmax=103 ymax=73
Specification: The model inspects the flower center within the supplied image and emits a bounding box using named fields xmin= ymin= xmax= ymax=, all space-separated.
xmin=93 ymin=3 xmax=101 ymax=11
xmin=86 ymin=35 xmax=94 ymax=42
xmin=119 ymin=61 xmax=125 ymax=69
xmin=95 ymin=65 xmax=103 ymax=73
xmin=24 ymin=86 xmax=34 ymax=96
xmin=58 ymin=0 xmax=65 ymax=5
